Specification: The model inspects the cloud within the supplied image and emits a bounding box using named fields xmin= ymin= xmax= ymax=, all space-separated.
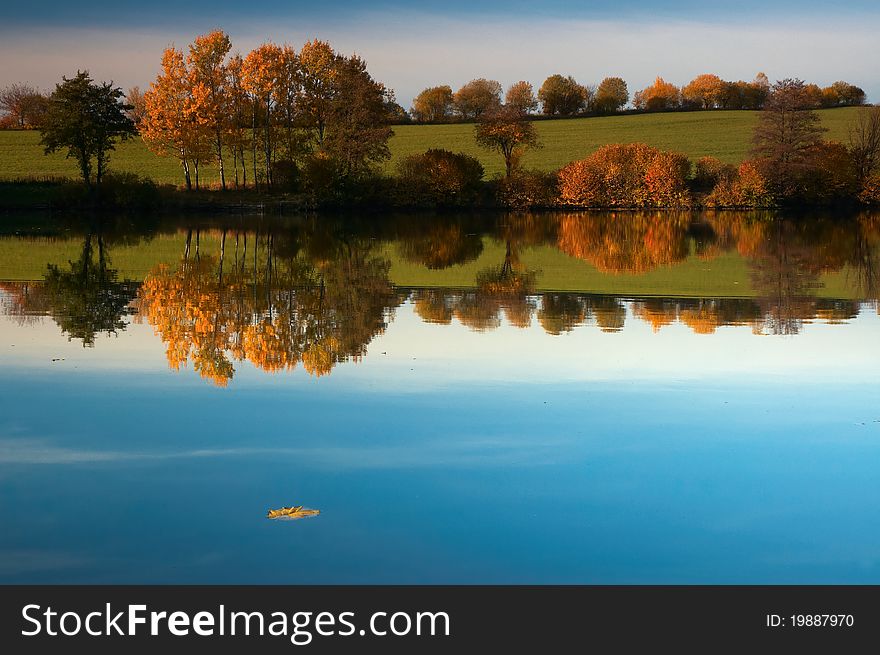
xmin=0 ymin=435 xmax=567 ymax=468
xmin=1 ymin=14 xmax=877 ymax=105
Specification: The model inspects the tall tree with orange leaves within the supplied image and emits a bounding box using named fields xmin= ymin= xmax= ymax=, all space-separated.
xmin=299 ymin=39 xmax=339 ymax=145
xmin=187 ymin=30 xmax=232 ymax=190
xmin=242 ymin=42 xmax=284 ymax=187
xmin=142 ymin=47 xmax=211 ymax=189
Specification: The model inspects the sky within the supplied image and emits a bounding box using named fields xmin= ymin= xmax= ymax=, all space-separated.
xmin=2 ymin=1 xmax=879 ymax=107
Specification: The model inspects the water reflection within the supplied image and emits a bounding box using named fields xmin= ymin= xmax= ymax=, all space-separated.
xmin=1 ymin=211 xmax=879 ymax=384
xmin=136 ymin=228 xmax=402 ymax=385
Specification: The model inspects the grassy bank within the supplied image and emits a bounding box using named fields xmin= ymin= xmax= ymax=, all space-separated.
xmin=0 ymin=108 xmax=866 ymax=186
xmin=0 ymin=232 xmax=863 ymax=299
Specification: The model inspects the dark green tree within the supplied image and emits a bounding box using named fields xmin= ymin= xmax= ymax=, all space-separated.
xmin=40 ymin=71 xmax=136 ymax=187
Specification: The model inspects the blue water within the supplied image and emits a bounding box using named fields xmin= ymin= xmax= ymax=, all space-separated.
xmin=2 ymin=305 xmax=879 ymax=583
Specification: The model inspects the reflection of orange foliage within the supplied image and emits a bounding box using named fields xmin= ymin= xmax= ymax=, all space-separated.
xmin=412 ymin=290 xmax=454 ymax=324
xmin=243 ymin=318 xmax=295 ymax=373
xmin=679 ymin=306 xmax=721 ymax=334
xmin=556 ymin=212 xmax=690 ymax=273
xmin=136 ymin=236 xmax=399 ymax=385
xmin=632 ymin=303 xmax=676 ymax=332
xmin=303 ymin=337 xmax=339 ymax=377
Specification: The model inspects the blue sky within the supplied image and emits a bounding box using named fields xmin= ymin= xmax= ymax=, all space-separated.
xmin=2 ymin=1 xmax=879 ymax=106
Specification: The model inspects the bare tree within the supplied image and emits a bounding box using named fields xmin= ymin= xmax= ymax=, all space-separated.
xmin=848 ymin=106 xmax=880 ymax=184
xmin=752 ymin=79 xmax=826 ymax=193
xmin=0 ymin=83 xmax=48 ymax=128
xmin=125 ymin=86 xmax=147 ymax=131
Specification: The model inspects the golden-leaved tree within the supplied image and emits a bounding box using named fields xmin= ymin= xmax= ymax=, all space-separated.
xmin=142 ymin=47 xmax=212 ymax=189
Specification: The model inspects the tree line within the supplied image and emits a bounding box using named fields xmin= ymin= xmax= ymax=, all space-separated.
xmin=409 ymin=73 xmax=866 ymax=123
xmin=4 ymin=67 xmax=867 ymax=132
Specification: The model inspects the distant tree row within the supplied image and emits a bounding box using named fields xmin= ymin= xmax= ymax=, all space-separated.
xmin=410 ymin=75 xmax=629 ymax=122
xmin=634 ymin=73 xmax=866 ymax=112
xmin=409 ymin=73 xmax=866 ymax=122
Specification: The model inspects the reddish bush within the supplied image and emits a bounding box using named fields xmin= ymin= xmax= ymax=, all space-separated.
xmin=557 ymin=143 xmax=692 ymax=208
xmin=704 ymin=160 xmax=775 ymax=208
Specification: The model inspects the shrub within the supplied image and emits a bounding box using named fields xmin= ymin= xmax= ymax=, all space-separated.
xmin=300 ymin=152 xmax=343 ymax=199
xmin=693 ymin=156 xmax=736 ymax=191
xmin=50 ymin=172 xmax=160 ymax=211
xmin=494 ymin=169 xmax=558 ymax=209
xmin=704 ymin=161 xmax=775 ymax=208
xmin=796 ymin=141 xmax=859 ymax=203
xmin=395 ymin=149 xmax=484 ymax=207
xmin=271 ymin=159 xmax=300 ymax=192
xmin=557 ymin=143 xmax=692 ymax=208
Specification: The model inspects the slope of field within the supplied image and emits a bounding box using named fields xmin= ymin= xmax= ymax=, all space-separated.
xmin=0 ymin=107 xmax=865 ymax=185
xmin=0 ymin=233 xmax=864 ymax=300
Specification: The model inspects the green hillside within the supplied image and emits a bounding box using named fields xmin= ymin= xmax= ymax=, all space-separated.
xmin=0 ymin=107 xmax=865 ymax=184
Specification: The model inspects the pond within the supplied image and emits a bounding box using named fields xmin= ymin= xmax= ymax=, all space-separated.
xmin=0 ymin=211 xmax=879 ymax=583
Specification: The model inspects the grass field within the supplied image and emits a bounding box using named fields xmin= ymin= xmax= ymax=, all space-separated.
xmin=0 ymin=108 xmax=866 ymax=185
xmin=0 ymin=232 xmax=862 ymax=299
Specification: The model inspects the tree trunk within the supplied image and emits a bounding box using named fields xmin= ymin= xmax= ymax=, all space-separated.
xmin=252 ymin=97 xmax=259 ymax=190
xmin=216 ymin=130 xmax=226 ymax=190
xmin=182 ymin=157 xmax=192 ymax=191
xmin=265 ymin=94 xmax=272 ymax=188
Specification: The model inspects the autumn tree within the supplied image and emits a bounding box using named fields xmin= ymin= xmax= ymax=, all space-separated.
xmin=538 ymin=74 xmax=588 ymax=116
xmin=323 ymin=55 xmax=394 ymax=178
xmin=225 ymin=53 xmax=253 ymax=187
xmin=0 ymin=83 xmax=48 ymax=128
xmin=453 ymin=78 xmax=502 ymax=120
xmin=504 ymin=81 xmax=537 ymax=115
xmin=187 ymin=30 xmax=232 ymax=190
xmin=299 ymin=39 xmax=339 ymax=144
xmin=593 ymin=77 xmax=628 ymax=114
xmin=752 ymin=78 xmax=827 ymax=194
xmin=242 ymin=42 xmax=284 ymax=187
xmin=474 ymin=105 xmax=540 ymax=177
xmin=124 ymin=86 xmax=147 ymax=130
xmin=143 ymin=47 xmax=211 ymax=189
xmin=633 ymin=77 xmax=680 ymax=111
xmin=411 ymin=85 xmax=454 ymax=122
xmin=802 ymin=84 xmax=827 ymax=109
xmin=825 ymin=81 xmax=867 ymax=107
xmin=40 ymin=71 xmax=136 ymax=187
xmin=682 ymin=74 xmax=725 ymax=109
xmin=274 ymin=44 xmax=303 ymax=162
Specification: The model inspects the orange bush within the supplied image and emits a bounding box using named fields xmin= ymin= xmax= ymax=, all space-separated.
xmin=557 ymin=143 xmax=692 ymax=208
xmin=704 ymin=160 xmax=775 ymax=208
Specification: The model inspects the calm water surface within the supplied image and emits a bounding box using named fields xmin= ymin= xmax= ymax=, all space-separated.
xmin=1 ymin=211 xmax=878 ymax=583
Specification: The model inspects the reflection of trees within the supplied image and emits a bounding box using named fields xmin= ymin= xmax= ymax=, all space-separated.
xmin=397 ymin=222 xmax=483 ymax=269
xmin=0 ymin=282 xmax=50 ymax=326
xmin=137 ymin=228 xmax=401 ymax=385
xmin=36 ymin=233 xmax=137 ymax=346
xmin=556 ymin=212 xmax=691 ymax=273
xmin=468 ymin=215 xmax=542 ymax=330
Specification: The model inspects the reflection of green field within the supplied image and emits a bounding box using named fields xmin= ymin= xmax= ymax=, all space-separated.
xmin=0 ymin=107 xmax=865 ymax=183
xmin=0 ymin=234 xmax=863 ymax=299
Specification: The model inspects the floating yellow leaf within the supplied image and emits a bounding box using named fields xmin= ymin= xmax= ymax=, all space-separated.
xmin=267 ymin=506 xmax=320 ymax=520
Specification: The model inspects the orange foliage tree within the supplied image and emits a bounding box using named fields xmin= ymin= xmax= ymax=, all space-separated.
xmin=633 ymin=77 xmax=680 ymax=111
